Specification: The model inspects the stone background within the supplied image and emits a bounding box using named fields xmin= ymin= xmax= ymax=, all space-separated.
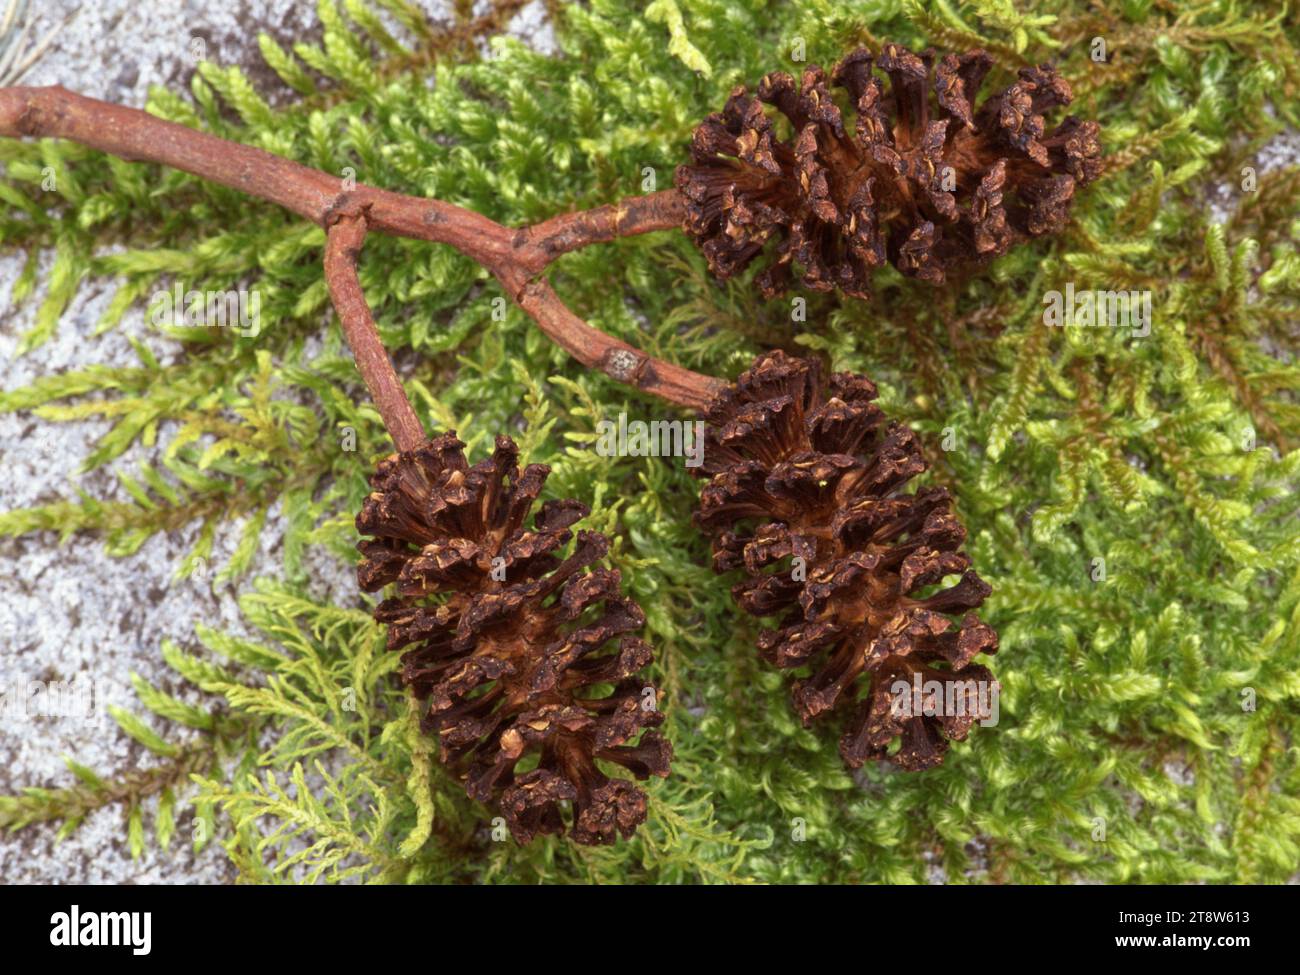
xmin=0 ymin=0 xmax=550 ymax=885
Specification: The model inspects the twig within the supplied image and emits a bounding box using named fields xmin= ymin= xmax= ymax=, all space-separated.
xmin=0 ymin=85 xmax=724 ymax=444
xmin=511 ymin=190 xmax=686 ymax=273
xmin=323 ymin=208 xmax=426 ymax=453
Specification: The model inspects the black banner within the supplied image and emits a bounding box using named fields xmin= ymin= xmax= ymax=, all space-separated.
xmin=0 ymin=882 xmax=1285 ymax=961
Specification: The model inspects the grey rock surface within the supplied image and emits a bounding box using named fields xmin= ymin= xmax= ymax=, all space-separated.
xmin=0 ymin=0 xmax=550 ymax=885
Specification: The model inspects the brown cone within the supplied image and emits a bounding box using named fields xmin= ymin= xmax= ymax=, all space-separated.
xmin=356 ymin=433 xmax=671 ymax=844
xmin=675 ymin=44 xmax=1102 ymax=300
xmin=694 ymin=351 xmax=999 ymax=770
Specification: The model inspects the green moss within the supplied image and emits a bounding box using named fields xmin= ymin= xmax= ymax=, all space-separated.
xmin=2 ymin=0 xmax=1299 ymax=883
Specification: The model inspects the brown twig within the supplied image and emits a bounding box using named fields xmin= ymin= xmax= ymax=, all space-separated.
xmin=323 ymin=208 xmax=426 ymax=453
xmin=0 ymin=85 xmax=723 ymax=442
xmin=511 ymin=191 xmax=686 ymax=273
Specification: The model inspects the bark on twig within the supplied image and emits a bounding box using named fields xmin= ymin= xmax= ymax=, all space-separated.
xmin=0 ymin=85 xmax=724 ymax=441
xmin=323 ymin=208 xmax=426 ymax=452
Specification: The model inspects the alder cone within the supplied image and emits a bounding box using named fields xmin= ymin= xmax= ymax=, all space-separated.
xmin=356 ymin=433 xmax=671 ymax=844
xmin=675 ymin=43 xmax=1102 ymax=300
xmin=695 ymin=352 xmax=998 ymax=770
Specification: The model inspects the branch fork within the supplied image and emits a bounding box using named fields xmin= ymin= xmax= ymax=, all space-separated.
xmin=0 ymin=85 xmax=724 ymax=449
